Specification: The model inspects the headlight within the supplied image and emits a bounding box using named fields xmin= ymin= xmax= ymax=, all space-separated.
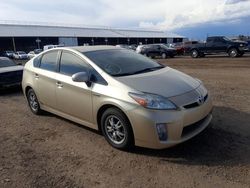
xmin=129 ymin=92 xmax=177 ymax=110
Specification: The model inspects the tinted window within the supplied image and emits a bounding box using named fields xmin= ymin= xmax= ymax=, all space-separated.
xmin=83 ymin=49 xmax=164 ymax=77
xmin=0 ymin=58 xmax=16 ymax=68
xmin=60 ymin=51 xmax=89 ymax=76
xmin=40 ymin=51 xmax=59 ymax=72
xmin=33 ymin=56 xmax=41 ymax=68
xmin=90 ymin=68 xmax=108 ymax=85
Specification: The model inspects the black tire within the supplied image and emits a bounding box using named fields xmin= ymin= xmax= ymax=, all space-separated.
xmin=101 ymin=108 xmax=134 ymax=150
xmin=26 ymin=88 xmax=42 ymax=115
xmin=191 ymin=49 xmax=199 ymax=58
xmin=228 ymin=48 xmax=238 ymax=58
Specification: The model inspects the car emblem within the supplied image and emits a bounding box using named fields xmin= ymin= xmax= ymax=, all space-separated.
xmin=197 ymin=95 xmax=204 ymax=105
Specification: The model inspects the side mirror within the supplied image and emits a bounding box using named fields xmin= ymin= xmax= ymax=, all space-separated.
xmin=72 ymin=72 xmax=89 ymax=83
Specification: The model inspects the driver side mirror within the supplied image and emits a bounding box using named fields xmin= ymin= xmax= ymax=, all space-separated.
xmin=72 ymin=71 xmax=91 ymax=87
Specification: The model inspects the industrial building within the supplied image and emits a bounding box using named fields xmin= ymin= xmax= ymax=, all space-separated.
xmin=0 ymin=21 xmax=187 ymax=52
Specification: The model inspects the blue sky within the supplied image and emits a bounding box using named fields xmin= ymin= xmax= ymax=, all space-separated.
xmin=0 ymin=0 xmax=250 ymax=40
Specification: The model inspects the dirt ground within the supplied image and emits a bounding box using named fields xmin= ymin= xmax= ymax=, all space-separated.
xmin=1 ymin=54 xmax=250 ymax=188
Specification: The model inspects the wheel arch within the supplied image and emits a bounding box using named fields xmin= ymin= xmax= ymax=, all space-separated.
xmin=227 ymin=46 xmax=238 ymax=53
xmin=96 ymin=104 xmax=133 ymax=136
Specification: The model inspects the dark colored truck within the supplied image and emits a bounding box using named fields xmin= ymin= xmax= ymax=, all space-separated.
xmin=189 ymin=36 xmax=248 ymax=58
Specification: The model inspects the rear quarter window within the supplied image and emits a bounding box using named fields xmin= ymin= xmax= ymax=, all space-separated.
xmin=39 ymin=51 xmax=59 ymax=72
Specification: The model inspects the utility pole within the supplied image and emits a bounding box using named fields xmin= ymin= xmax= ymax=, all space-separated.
xmin=12 ymin=37 xmax=16 ymax=52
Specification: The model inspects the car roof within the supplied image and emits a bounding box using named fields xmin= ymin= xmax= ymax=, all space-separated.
xmin=63 ymin=45 xmax=119 ymax=53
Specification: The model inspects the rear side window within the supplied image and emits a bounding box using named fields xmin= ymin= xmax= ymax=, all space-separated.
xmin=59 ymin=51 xmax=89 ymax=76
xmin=40 ymin=51 xmax=59 ymax=72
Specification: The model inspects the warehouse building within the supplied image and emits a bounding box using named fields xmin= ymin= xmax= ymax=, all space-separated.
xmin=0 ymin=21 xmax=187 ymax=52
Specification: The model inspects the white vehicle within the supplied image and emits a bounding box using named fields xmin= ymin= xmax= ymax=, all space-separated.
xmin=27 ymin=51 xmax=36 ymax=59
xmin=13 ymin=51 xmax=28 ymax=60
xmin=43 ymin=44 xmax=64 ymax=51
xmin=27 ymin=49 xmax=43 ymax=59
xmin=136 ymin=45 xmax=145 ymax=53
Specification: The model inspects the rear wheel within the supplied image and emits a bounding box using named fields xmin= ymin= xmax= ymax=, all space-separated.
xmin=191 ymin=49 xmax=199 ymax=58
xmin=228 ymin=48 xmax=238 ymax=58
xmin=27 ymin=88 xmax=42 ymax=115
xmin=101 ymin=108 xmax=134 ymax=150
xmin=161 ymin=53 xmax=167 ymax=59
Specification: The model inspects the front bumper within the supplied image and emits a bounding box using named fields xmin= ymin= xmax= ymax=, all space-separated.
xmin=238 ymin=46 xmax=249 ymax=52
xmin=127 ymin=94 xmax=213 ymax=149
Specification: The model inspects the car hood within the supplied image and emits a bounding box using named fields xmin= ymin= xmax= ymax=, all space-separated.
xmin=0 ymin=66 xmax=23 ymax=74
xmin=233 ymin=40 xmax=247 ymax=45
xmin=115 ymin=67 xmax=201 ymax=98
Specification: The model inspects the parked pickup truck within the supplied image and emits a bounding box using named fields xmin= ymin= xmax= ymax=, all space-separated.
xmin=189 ymin=36 xmax=248 ymax=58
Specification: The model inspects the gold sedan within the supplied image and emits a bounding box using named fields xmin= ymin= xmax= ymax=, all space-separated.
xmin=22 ymin=46 xmax=212 ymax=150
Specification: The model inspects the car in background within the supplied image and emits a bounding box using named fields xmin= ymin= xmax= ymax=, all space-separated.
xmin=170 ymin=43 xmax=185 ymax=55
xmin=129 ymin=44 xmax=138 ymax=51
xmin=13 ymin=51 xmax=29 ymax=60
xmin=189 ymin=36 xmax=248 ymax=58
xmin=116 ymin=44 xmax=131 ymax=50
xmin=34 ymin=49 xmax=43 ymax=54
xmin=22 ymin=46 xmax=212 ymax=150
xmin=183 ymin=41 xmax=199 ymax=54
xmin=136 ymin=45 xmax=145 ymax=54
xmin=28 ymin=49 xmax=43 ymax=59
xmin=247 ymin=41 xmax=250 ymax=52
xmin=139 ymin=44 xmax=177 ymax=58
xmin=43 ymin=44 xmax=64 ymax=51
xmin=0 ymin=57 xmax=23 ymax=90
xmin=2 ymin=51 xmax=15 ymax=59
xmin=27 ymin=51 xmax=36 ymax=59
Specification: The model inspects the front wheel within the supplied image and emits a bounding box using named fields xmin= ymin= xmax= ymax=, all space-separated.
xmin=27 ymin=88 xmax=42 ymax=115
xmin=228 ymin=48 xmax=238 ymax=58
xmin=101 ymin=108 xmax=134 ymax=150
xmin=191 ymin=49 xmax=199 ymax=58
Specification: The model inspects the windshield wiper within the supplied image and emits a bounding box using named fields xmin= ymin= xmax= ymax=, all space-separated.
xmin=131 ymin=66 xmax=164 ymax=75
xmin=113 ymin=66 xmax=164 ymax=77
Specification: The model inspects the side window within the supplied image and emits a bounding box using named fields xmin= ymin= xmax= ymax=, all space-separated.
xmin=33 ymin=56 xmax=41 ymax=67
xmin=60 ymin=51 xmax=89 ymax=76
xmin=40 ymin=51 xmax=59 ymax=72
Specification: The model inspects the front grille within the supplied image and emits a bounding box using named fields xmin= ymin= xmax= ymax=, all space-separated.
xmin=183 ymin=94 xmax=208 ymax=109
xmin=181 ymin=115 xmax=209 ymax=138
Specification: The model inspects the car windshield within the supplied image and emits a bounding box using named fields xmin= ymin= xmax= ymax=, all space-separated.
xmin=223 ymin=37 xmax=231 ymax=41
xmin=0 ymin=59 xmax=16 ymax=68
xmin=83 ymin=49 xmax=164 ymax=77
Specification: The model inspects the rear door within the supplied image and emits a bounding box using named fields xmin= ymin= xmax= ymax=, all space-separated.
xmin=34 ymin=50 xmax=60 ymax=109
xmin=55 ymin=50 xmax=93 ymax=123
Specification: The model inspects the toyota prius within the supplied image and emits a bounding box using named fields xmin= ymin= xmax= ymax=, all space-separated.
xmin=22 ymin=46 xmax=212 ymax=149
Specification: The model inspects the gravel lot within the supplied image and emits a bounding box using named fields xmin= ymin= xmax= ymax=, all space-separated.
xmin=1 ymin=54 xmax=250 ymax=188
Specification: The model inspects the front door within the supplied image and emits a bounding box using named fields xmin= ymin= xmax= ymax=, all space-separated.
xmin=55 ymin=50 xmax=93 ymax=123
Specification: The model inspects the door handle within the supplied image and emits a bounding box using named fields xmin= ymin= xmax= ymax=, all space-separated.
xmin=56 ymin=81 xmax=63 ymax=88
xmin=35 ymin=73 xmax=39 ymax=79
